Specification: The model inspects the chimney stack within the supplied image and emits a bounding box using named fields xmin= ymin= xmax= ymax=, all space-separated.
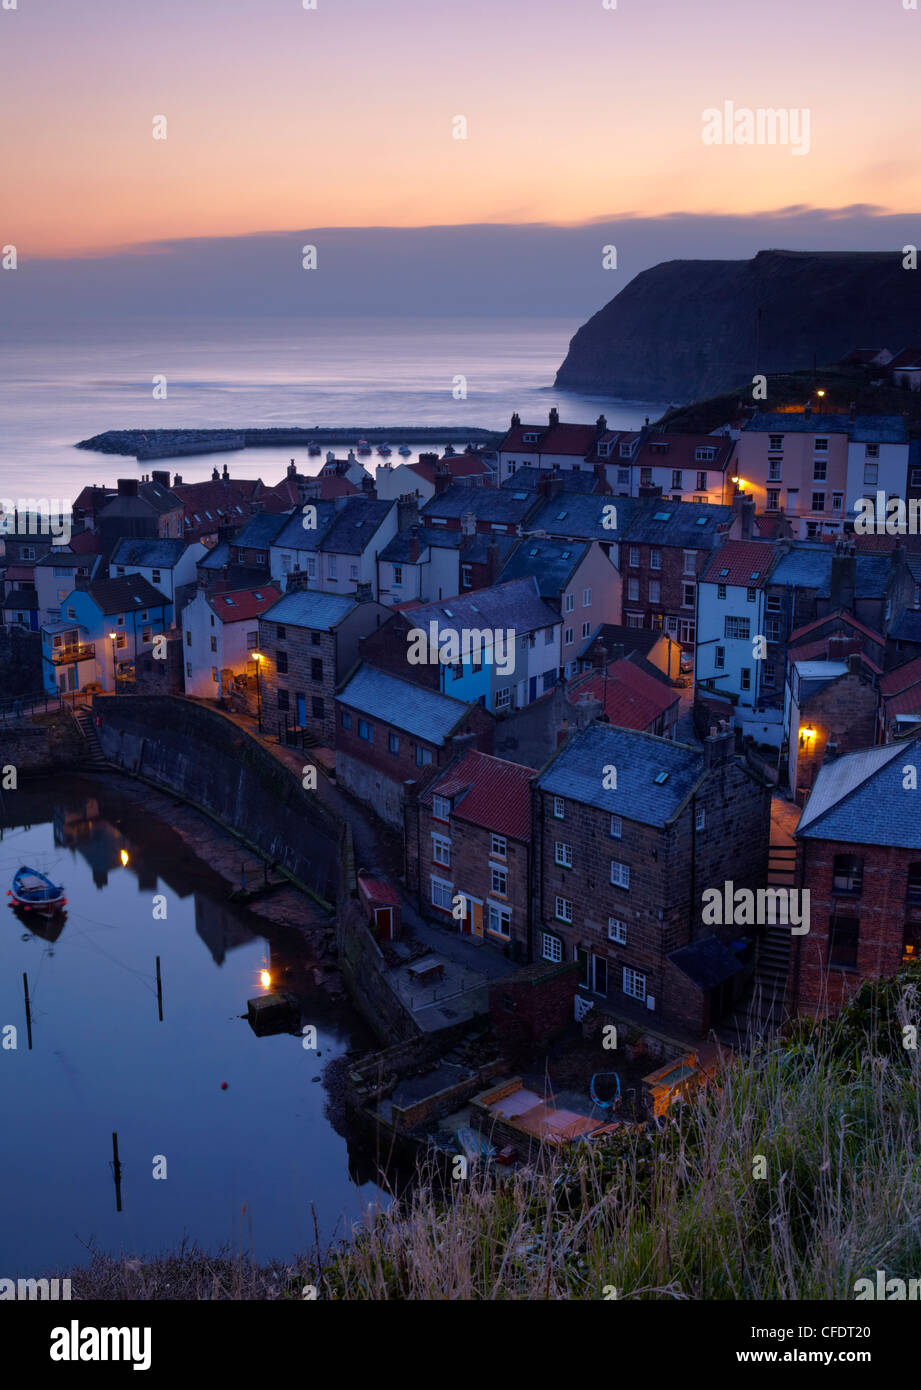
xmin=595 ymin=414 xmax=607 ymax=435
xmin=830 ymin=548 xmax=857 ymax=613
xmin=510 ymin=412 xmax=521 ymax=428
xmin=151 ymin=470 xmax=170 ymax=488
xmin=222 ymin=464 xmax=230 ymax=483
xmin=117 ymin=478 xmax=139 ymax=497
xmin=548 ymin=407 xmax=560 ymax=428
xmin=212 ymin=467 xmax=220 ymax=481
xmin=409 ymin=524 xmax=420 ymax=563
xmin=173 ymin=473 xmax=183 ymax=487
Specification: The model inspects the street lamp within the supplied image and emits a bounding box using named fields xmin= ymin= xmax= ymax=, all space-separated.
xmin=109 ymin=631 xmax=118 ymax=689
xmin=252 ymin=651 xmax=263 ymax=731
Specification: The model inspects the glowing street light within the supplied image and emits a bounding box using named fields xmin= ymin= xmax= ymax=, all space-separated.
xmin=260 ymin=970 xmax=271 ymax=989
xmin=252 ymin=651 xmax=264 ymax=732
xmin=120 ymin=849 xmax=129 ymax=867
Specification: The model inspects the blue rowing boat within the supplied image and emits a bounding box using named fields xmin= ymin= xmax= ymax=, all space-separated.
xmin=8 ymin=865 xmax=67 ymax=913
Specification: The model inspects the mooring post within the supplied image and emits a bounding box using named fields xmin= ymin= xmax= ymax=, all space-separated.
xmin=155 ymin=955 xmax=163 ymax=1022
xmin=112 ymin=1131 xmax=123 ymax=1213
xmin=23 ymin=972 xmax=32 ymax=1050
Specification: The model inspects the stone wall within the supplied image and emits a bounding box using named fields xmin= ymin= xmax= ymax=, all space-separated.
xmin=0 ymin=714 xmax=83 ymax=772
xmin=95 ymin=696 xmax=339 ymax=906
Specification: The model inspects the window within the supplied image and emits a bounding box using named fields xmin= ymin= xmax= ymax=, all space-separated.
xmin=714 ymin=645 xmax=725 ymax=669
xmin=863 ymin=462 xmax=878 ymax=485
xmin=432 ymin=794 xmax=450 ymax=821
xmin=764 ymin=661 xmax=776 ymax=684
xmin=341 ymin=710 xmax=352 ymax=730
xmin=622 ymin=967 xmax=646 ymax=1001
xmin=617 ymin=468 xmax=630 ymax=484
xmin=717 ymin=583 xmax=727 ymax=600
xmin=350 ymin=563 xmax=359 ymax=581
xmin=553 ymin=796 xmax=565 ymax=819
xmin=277 ymin=650 xmax=288 ymax=673
xmin=491 ymin=834 xmax=507 ymax=858
xmin=746 ymin=587 xmax=756 ymax=603
xmin=185 ymin=662 xmax=192 ymax=678
xmin=828 ymin=914 xmax=859 ymax=970
xmin=766 ymin=488 xmax=780 ymax=511
xmin=672 ymin=470 xmax=683 ymax=489
xmin=416 ymin=746 xmax=433 ymax=767
xmin=491 ymin=864 xmax=508 ymax=895
xmin=116 ymin=565 xmax=125 ymax=576
xmin=832 ymin=854 xmax=863 ymax=895
xmin=554 ymin=841 xmax=573 ymax=868
xmin=116 ymin=614 xmax=125 ymax=626
xmin=629 ymin=547 xmax=640 ymax=567
xmin=185 ymin=630 xmax=192 ymax=646
xmin=141 ymin=628 xmax=152 ymax=644
xmin=246 ymin=630 xmax=258 ymax=649
xmin=768 ymin=458 xmax=782 ymax=481
xmin=683 ymin=583 xmax=695 ymax=608
xmin=582 ymin=587 xmax=592 ymax=607
xmin=912 ymin=468 xmax=921 ymax=487
xmin=724 ymin=616 xmax=750 ymax=640
xmin=151 ymin=568 xmax=161 ymax=584
xmin=488 ymin=904 xmax=511 ymax=938
xmin=388 ymin=732 xmax=400 ymax=754
xmin=695 ymin=446 xmax=716 ymax=462
xmin=311 ymin=658 xmax=323 ymax=681
xmin=608 ymin=917 xmax=627 ymax=945
xmin=276 ymin=625 xmax=286 ymax=640
xmin=21 ymin=546 xmax=35 ymax=560
xmin=544 ymin=626 xmax=554 ymax=645
xmin=610 ymin=813 xmax=622 ymax=839
xmin=116 ymin=632 xmax=127 ymax=650
xmin=769 ymin=434 xmax=784 ymax=450
xmin=277 ymin=689 xmax=290 ymax=711
xmin=740 ymin=667 xmax=751 ymax=691
xmin=813 ymin=459 xmax=827 ymax=481
xmin=627 ymin=579 xmax=639 ymax=602
xmin=565 ymin=627 xmax=574 ymax=645
xmin=358 ymin=719 xmax=373 ymax=742
xmin=582 ymin=621 xmax=591 ymax=638
xmin=832 ymin=492 xmax=843 ymax=513
xmin=814 ymin=437 xmax=828 ymax=452
xmin=591 ymin=955 xmax=608 ymax=996
xmin=610 ymin=860 xmax=630 ymax=890
xmin=766 ymin=593 xmax=781 ymax=612
xmin=432 ymin=835 xmax=451 ymax=867
xmin=393 ymin=565 xmax=403 ymax=586
xmin=461 ymin=564 xmax=472 ymax=588
xmin=865 ymin=442 xmax=879 ymax=459
xmin=542 ymin=932 xmax=563 ymax=962
xmin=765 ymin=616 xmax=781 ymax=642
xmin=431 ymin=876 xmax=453 ymax=912
xmin=650 ymin=549 xmax=661 ymax=570
xmin=683 ymin=550 xmax=696 ymax=576
xmin=554 ymin=897 xmax=572 ymax=924
xmin=696 ymin=471 xmax=708 ymax=491
xmin=327 ymin=556 xmax=337 ymax=579
xmin=564 ymin=593 xmax=574 ymax=613
xmin=495 ymin=687 xmax=511 ymax=709
xmin=640 ymin=468 xmax=652 ymax=486
xmin=648 ymin=580 xmax=661 ymax=604
xmin=811 ymin=492 xmax=825 ymax=513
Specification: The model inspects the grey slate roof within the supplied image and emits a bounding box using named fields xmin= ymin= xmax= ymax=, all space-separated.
xmin=337 ymin=664 xmax=472 ymax=744
xmin=407 ymin=576 xmax=559 ymax=637
xmin=744 ymin=412 xmax=907 ymax=444
xmin=231 ymin=512 xmax=292 ymax=550
xmin=379 ymin=526 xmax=464 ymax=563
xmin=85 ymin=575 xmax=170 ymax=614
xmin=499 ymin=538 xmax=589 ymax=598
xmin=198 ymin=541 xmax=232 ymax=570
xmin=319 ymin=497 xmax=395 ymax=555
xmin=459 ymin=533 xmax=518 ymax=566
xmin=261 ymin=590 xmax=359 ymax=631
xmin=669 ymin=936 xmax=743 ymax=989
xmin=422 ymin=484 xmax=538 ymax=526
xmin=890 ymin=609 xmax=921 ymax=643
xmin=769 ymin=544 xmax=891 ymax=597
xmin=500 ymin=467 xmax=601 ymax=494
xmin=271 ymin=502 xmax=338 ymax=553
xmin=621 ymin=501 xmax=734 ymax=549
xmin=536 ymin=723 xmax=705 ymax=828
xmin=796 ymin=739 xmax=921 ymax=848
xmin=576 ymin=623 xmax=661 ymax=663
xmin=110 ymin=537 xmax=189 ymax=568
xmin=524 ymin=493 xmax=642 ymax=542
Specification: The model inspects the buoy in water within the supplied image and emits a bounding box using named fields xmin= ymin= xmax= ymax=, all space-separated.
xmin=220 ymin=1081 xmax=228 ymax=1090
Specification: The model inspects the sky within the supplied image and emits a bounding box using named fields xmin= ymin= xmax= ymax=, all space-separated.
xmin=3 ymin=0 xmax=920 ymax=260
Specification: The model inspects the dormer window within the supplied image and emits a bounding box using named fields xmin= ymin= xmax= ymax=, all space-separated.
xmin=619 ymin=442 xmax=633 ymax=458
xmin=695 ymin=447 xmax=716 ymax=462
xmin=523 ymin=432 xmax=539 ymax=445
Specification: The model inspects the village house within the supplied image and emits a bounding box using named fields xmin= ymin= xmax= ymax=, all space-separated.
xmin=567 ymin=657 xmax=681 ymax=738
xmin=887 ymin=346 xmax=921 ymax=392
xmin=1 ymin=588 xmax=39 ymax=631
xmin=181 ymin=583 xmax=281 ymax=699
xmin=498 ymin=537 xmax=621 ymax=678
xmin=109 ymin=536 xmax=206 ymax=612
xmin=532 ymin=722 xmax=771 ymax=1035
xmin=789 ymin=738 xmax=921 ymax=1016
xmin=171 ymin=468 xmax=288 ymax=545
xmin=629 ymin=431 xmax=737 ymax=506
xmin=877 ymin=655 xmax=921 ymax=743
xmin=407 ymin=749 xmax=537 ymax=959
xmin=268 ymin=496 xmax=397 ymax=600
xmin=41 ymin=575 xmax=172 ymax=696
xmin=375 ymin=449 xmax=495 ymax=502
xmin=228 ymin=512 xmax=293 ymax=573
xmin=34 ymin=550 xmax=102 ymax=624
xmin=256 ymin=586 xmax=390 ymax=745
xmin=785 ymin=651 xmax=881 ymax=803
xmin=95 ymin=479 xmax=166 ymax=558
xmin=497 ymin=408 xmax=643 ymax=488
xmin=420 ymin=482 xmax=539 ymax=537
xmin=695 ymin=538 xmax=777 ymax=719
xmin=576 ymin=622 xmax=682 ymax=681
xmin=334 ymin=664 xmax=494 ymax=829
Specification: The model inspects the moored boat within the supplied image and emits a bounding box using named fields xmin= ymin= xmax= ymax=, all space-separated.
xmin=8 ymin=865 xmax=67 ymax=914
xmin=398 ymin=444 xmax=412 ymax=456
xmin=307 ymin=442 xmax=321 ymax=456
xmin=356 ymin=439 xmax=372 ymax=455
xmin=376 ymin=443 xmax=392 ymax=457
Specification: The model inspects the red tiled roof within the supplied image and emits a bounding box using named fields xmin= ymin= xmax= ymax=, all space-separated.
xmin=68 ymin=529 xmax=103 ymax=554
xmin=4 ymin=564 xmax=35 ymax=580
xmin=884 ymin=688 xmax=921 ymax=719
xmin=788 ymin=610 xmax=884 ymax=647
xmin=636 ymin=432 xmax=735 ymax=473
xmin=424 ymin=750 xmax=537 ymax=841
xmin=207 ymin=584 xmax=281 ymax=623
xmin=501 ymin=422 xmax=598 ymax=456
xmin=889 ymin=346 xmax=921 ymax=370
xmin=568 ymin=658 xmax=679 ymax=731
xmin=701 ymin=539 xmax=773 ymax=587
xmin=753 ymin=515 xmax=785 ymax=538
xmin=879 ymin=654 xmax=921 ymax=697
xmin=409 ymin=452 xmax=492 ymax=485
xmin=788 ymin=637 xmax=882 ymax=674
xmin=358 ymin=875 xmax=400 ymax=906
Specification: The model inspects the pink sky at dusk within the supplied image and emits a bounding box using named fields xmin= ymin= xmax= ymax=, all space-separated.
xmin=3 ymin=0 xmax=920 ymax=258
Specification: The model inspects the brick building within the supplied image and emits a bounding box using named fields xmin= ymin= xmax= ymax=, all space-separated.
xmin=408 ymin=749 xmax=537 ymax=958
xmin=786 ymin=651 xmax=881 ymax=803
xmin=533 ymin=722 xmax=771 ymax=1036
xmin=335 ymin=664 xmax=494 ymax=829
xmin=789 ymin=739 xmax=921 ymax=1016
xmin=257 ymin=587 xmax=390 ymax=745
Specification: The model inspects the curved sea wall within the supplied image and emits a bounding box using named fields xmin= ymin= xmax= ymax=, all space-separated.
xmin=96 ymin=696 xmax=339 ymax=907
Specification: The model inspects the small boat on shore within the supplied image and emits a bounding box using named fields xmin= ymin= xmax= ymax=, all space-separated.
xmin=8 ymin=865 xmax=67 ymax=914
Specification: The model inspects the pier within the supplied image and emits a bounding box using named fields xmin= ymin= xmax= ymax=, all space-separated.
xmin=76 ymin=426 xmax=504 ymax=462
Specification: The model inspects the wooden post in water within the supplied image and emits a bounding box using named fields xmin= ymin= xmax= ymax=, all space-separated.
xmin=23 ymin=972 xmax=32 ymax=1050
xmin=112 ymin=1131 xmax=123 ymax=1213
xmin=155 ymin=955 xmax=163 ymax=1022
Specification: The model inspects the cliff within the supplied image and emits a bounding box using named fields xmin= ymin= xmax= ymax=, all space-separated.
xmin=555 ymin=249 xmax=921 ymax=403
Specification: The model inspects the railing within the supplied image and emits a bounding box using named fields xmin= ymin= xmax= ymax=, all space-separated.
xmin=0 ymin=690 xmax=72 ymax=724
xmin=50 ymin=642 xmax=95 ymax=664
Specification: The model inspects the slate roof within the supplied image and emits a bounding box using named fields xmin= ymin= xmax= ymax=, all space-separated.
xmin=500 ymin=467 xmax=602 ymax=494
xmin=139 ymin=479 xmax=184 ymax=515
xmin=575 ymin=623 xmax=662 ymax=663
xmin=889 ymin=609 xmax=921 ymax=643
xmin=744 ymin=411 xmax=907 ymax=444
xmin=231 ymin=512 xmax=292 ymax=550
xmin=261 ymin=589 xmax=360 ymax=631
xmin=796 ymin=738 xmax=921 ymax=848
xmin=536 ymin=723 xmax=705 ymax=828
xmin=524 ymin=492 xmax=642 ymax=542
xmin=198 ymin=541 xmax=232 ymax=570
xmin=788 ymin=610 xmax=884 ymax=647
xmin=499 ymin=538 xmax=589 ymax=598
xmin=208 ymin=585 xmax=281 ymax=624
xmin=3 ymin=589 xmax=38 ymax=609
xmin=318 ymin=497 xmax=395 ymax=555
xmin=337 ymin=664 xmax=473 ymax=744
xmin=378 ymin=526 xmax=464 ymax=563
xmin=701 ymin=539 xmax=775 ymax=587
xmin=458 ymin=533 xmax=518 ymax=566
xmin=109 ymin=537 xmax=190 ymax=569
xmin=406 ymin=577 xmax=559 ymax=637
xmin=422 ymin=484 xmax=538 ymax=526
xmin=422 ymin=750 xmax=537 ymax=841
xmin=668 ymin=936 xmax=743 ymax=990
xmin=35 ymin=551 xmax=89 ymax=570
xmin=768 ymin=545 xmax=890 ymax=597
xmin=271 ymin=501 xmax=338 ymax=553
xmin=84 ymin=575 xmax=170 ymax=614
xmin=620 ymin=501 xmax=734 ymax=549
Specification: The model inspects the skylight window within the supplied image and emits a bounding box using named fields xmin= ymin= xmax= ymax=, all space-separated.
xmin=654 ymin=771 xmax=670 ymax=785
xmin=719 ymin=568 xmax=729 ymax=577
xmin=514 ymin=492 xmax=528 ymax=500
xmin=561 ymin=550 xmax=571 ymax=558
xmin=253 ymin=592 xmax=263 ymax=600
xmin=224 ymin=596 xmax=235 ymax=605
xmin=696 ymin=517 xmax=709 ymax=525
xmin=750 ymin=571 xmax=760 ymax=580
xmin=653 ymin=511 xmax=671 ymax=521
xmin=529 ymin=548 xmax=539 ymax=557
xmin=555 ymin=511 xmax=568 ymax=520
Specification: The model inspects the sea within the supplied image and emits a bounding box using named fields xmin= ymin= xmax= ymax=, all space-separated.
xmin=0 ymin=316 xmax=666 ymax=502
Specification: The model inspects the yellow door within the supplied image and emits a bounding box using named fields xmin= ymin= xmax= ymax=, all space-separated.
xmin=472 ymin=901 xmax=484 ymax=937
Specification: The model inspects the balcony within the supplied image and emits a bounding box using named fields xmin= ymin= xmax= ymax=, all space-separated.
xmin=51 ymin=642 xmax=95 ymax=664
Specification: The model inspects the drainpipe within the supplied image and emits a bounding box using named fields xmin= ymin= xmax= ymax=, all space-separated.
xmin=790 ymin=837 xmax=805 ymax=1014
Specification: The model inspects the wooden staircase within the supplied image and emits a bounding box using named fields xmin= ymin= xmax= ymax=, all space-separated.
xmin=717 ymin=843 xmax=796 ymax=1049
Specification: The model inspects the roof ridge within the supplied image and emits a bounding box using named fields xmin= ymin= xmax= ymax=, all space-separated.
xmin=796 ymin=739 xmax=911 ymax=836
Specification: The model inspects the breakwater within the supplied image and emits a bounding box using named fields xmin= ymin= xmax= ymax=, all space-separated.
xmin=77 ymin=426 xmax=504 ymax=461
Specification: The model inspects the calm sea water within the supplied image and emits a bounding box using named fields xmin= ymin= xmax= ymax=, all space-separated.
xmin=0 ymin=317 xmax=665 ymax=499
xmin=0 ymin=779 xmax=383 ymax=1277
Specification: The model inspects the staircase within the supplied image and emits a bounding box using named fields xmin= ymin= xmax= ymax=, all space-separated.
xmin=717 ymin=843 xmax=796 ymax=1049
xmin=73 ymin=705 xmax=112 ymax=769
